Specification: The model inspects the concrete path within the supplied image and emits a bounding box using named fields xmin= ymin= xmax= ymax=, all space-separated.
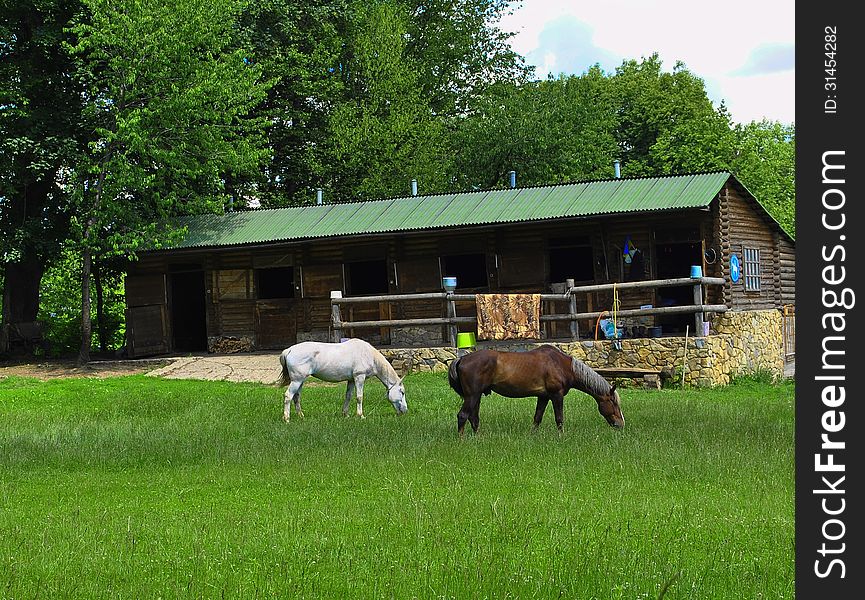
xmin=146 ymin=352 xmax=283 ymax=385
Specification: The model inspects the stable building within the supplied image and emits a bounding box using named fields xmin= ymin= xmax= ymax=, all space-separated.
xmin=124 ymin=171 xmax=794 ymax=358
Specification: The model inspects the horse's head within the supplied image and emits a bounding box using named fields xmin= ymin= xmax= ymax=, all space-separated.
xmin=597 ymin=383 xmax=624 ymax=429
xmin=388 ymin=379 xmax=407 ymax=415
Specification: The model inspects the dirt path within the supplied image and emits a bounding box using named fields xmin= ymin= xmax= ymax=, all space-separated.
xmin=1 ymin=353 xmax=282 ymax=384
xmin=0 ymin=358 xmax=167 ymax=380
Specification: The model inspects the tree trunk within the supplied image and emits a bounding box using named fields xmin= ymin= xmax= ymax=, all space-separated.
xmin=1 ymin=255 xmax=44 ymax=325
xmin=78 ymin=246 xmax=92 ymax=365
xmin=94 ymin=258 xmax=107 ymax=353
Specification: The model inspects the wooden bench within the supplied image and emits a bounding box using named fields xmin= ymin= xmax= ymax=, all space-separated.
xmin=595 ymin=367 xmax=666 ymax=389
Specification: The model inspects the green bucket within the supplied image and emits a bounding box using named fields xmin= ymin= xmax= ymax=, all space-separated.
xmin=456 ymin=332 xmax=477 ymax=349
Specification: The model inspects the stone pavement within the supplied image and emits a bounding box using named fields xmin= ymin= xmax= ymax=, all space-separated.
xmin=146 ymin=351 xmax=283 ymax=384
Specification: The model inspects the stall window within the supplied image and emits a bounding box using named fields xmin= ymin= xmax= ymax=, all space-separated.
xmin=441 ymin=253 xmax=488 ymax=289
xmin=743 ymin=247 xmax=761 ymax=291
xmin=257 ymin=267 xmax=295 ymax=299
xmin=548 ymin=237 xmax=594 ymax=283
xmin=346 ymin=259 xmax=389 ymax=295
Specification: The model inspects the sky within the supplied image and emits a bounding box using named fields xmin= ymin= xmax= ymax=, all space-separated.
xmin=499 ymin=0 xmax=795 ymax=125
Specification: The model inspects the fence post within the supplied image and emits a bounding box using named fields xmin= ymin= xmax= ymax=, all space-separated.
xmin=566 ymin=278 xmax=578 ymax=340
xmin=446 ymin=292 xmax=457 ymax=347
xmin=692 ymin=282 xmax=704 ymax=335
xmin=330 ymin=291 xmax=343 ymax=343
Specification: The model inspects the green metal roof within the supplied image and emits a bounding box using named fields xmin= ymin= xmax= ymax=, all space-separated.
xmin=172 ymin=171 xmax=732 ymax=249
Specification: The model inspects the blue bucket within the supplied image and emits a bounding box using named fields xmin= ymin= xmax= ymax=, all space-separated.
xmin=690 ymin=265 xmax=703 ymax=278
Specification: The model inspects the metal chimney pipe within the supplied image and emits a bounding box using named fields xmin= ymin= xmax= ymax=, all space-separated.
xmin=411 ymin=179 xmax=418 ymax=196
xmin=316 ymin=188 xmax=323 ymax=205
xmin=509 ymin=170 xmax=516 ymax=188
xmin=614 ymin=160 xmax=621 ymax=178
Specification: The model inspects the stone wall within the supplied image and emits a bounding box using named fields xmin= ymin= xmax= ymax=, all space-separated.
xmin=378 ymin=309 xmax=784 ymax=387
xmin=390 ymin=326 xmax=443 ymax=347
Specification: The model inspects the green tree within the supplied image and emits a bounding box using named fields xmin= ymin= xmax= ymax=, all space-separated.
xmin=451 ymin=68 xmax=618 ymax=189
xmin=68 ymin=0 xmax=270 ymax=363
xmin=238 ymin=0 xmax=528 ymax=205
xmin=401 ymin=0 xmax=531 ymax=117
xmin=730 ymin=120 xmax=795 ymax=236
xmin=609 ymin=54 xmax=733 ymax=176
xmin=0 ymin=0 xmax=85 ymax=332
xmin=236 ymin=0 xmax=348 ymax=206
xmin=324 ymin=1 xmax=450 ymax=200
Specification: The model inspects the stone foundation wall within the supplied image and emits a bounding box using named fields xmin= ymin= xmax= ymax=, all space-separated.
xmin=295 ymin=331 xmax=331 ymax=343
xmin=390 ymin=326 xmax=443 ymax=347
xmin=378 ymin=309 xmax=784 ymax=387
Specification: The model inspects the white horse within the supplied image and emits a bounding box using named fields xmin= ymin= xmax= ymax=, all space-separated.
xmin=277 ymin=338 xmax=407 ymax=421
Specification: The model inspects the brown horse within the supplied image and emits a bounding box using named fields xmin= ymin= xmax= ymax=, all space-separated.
xmin=447 ymin=345 xmax=624 ymax=434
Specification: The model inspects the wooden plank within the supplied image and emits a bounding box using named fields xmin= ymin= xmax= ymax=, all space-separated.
xmin=396 ymin=257 xmax=441 ymax=292
xmin=125 ymin=274 xmax=166 ymax=307
xmin=217 ymin=299 xmax=255 ymax=335
xmin=255 ymin=300 xmax=296 ymax=349
xmin=540 ymin=304 xmax=728 ymax=321
xmin=302 ymin=263 xmax=342 ymax=298
xmin=216 ymin=269 xmax=250 ymax=300
xmin=128 ymin=304 xmax=169 ymax=357
xmin=340 ymin=317 xmax=476 ymax=329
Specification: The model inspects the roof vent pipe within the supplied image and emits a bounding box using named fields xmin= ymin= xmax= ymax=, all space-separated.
xmin=614 ymin=160 xmax=621 ymax=178
xmin=316 ymin=188 xmax=323 ymax=205
xmin=411 ymin=179 xmax=418 ymax=196
xmin=509 ymin=170 xmax=516 ymax=188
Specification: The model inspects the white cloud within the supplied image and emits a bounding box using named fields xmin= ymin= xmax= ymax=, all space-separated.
xmin=501 ymin=0 xmax=795 ymax=124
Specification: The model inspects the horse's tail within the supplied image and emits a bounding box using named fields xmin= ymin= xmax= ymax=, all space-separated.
xmin=447 ymin=355 xmax=464 ymax=396
xmin=277 ymin=349 xmax=291 ymax=387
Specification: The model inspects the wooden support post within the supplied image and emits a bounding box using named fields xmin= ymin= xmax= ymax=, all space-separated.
xmin=566 ymin=278 xmax=578 ymax=340
xmin=692 ymin=282 xmax=704 ymax=336
xmin=330 ymin=291 xmax=343 ymax=343
xmin=446 ymin=293 xmax=457 ymax=347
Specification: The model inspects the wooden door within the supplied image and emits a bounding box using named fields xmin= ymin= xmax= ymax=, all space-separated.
xmin=125 ymin=274 xmax=170 ymax=357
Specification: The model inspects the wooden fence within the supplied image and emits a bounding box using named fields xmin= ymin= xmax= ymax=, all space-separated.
xmin=782 ymin=304 xmax=795 ymax=362
xmin=330 ymin=277 xmax=728 ymax=345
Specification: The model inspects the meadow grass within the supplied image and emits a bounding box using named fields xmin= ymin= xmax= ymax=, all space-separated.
xmin=0 ymin=372 xmax=793 ymax=599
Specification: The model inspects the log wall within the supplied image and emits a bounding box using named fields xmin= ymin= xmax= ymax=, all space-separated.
xmin=126 ymin=179 xmax=794 ymax=354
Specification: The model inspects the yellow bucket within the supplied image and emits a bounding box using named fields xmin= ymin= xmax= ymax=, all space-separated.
xmin=456 ymin=332 xmax=476 ymax=349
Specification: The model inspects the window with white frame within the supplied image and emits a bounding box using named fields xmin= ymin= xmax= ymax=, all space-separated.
xmin=743 ymin=247 xmax=761 ymax=291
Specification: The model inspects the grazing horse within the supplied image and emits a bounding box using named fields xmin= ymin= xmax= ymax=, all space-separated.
xmin=277 ymin=339 xmax=407 ymax=421
xmin=447 ymin=345 xmax=624 ymax=434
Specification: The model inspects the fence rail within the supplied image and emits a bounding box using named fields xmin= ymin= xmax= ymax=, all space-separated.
xmin=330 ymin=276 xmax=727 ymax=345
xmin=782 ymin=304 xmax=795 ymax=361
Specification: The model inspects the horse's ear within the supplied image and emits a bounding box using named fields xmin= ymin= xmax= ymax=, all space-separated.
xmin=610 ymin=382 xmax=617 ymax=394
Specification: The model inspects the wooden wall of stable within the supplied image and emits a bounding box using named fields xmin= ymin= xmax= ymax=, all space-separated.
xmin=126 ymin=179 xmax=795 ymax=354
xmin=716 ymin=182 xmax=795 ymax=311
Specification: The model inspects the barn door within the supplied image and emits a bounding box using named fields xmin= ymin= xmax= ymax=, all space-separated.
xmin=255 ymin=300 xmax=297 ymax=349
xmin=125 ymin=274 xmax=170 ymax=357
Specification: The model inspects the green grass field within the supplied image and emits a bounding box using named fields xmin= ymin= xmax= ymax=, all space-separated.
xmin=0 ymin=372 xmax=793 ymax=599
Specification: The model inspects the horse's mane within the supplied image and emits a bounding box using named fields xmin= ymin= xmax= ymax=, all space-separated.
xmin=570 ymin=356 xmax=613 ymax=397
xmin=371 ymin=345 xmax=399 ymax=385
